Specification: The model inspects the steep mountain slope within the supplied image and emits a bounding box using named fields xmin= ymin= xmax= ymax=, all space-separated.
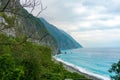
xmin=40 ymin=18 xmax=82 ymax=50
xmin=0 ymin=0 xmax=58 ymax=55
xmin=0 ymin=1 xmax=88 ymax=80
xmin=0 ymin=0 xmax=82 ymax=54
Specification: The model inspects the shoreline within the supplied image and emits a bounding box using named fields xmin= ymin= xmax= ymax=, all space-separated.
xmin=53 ymin=56 xmax=110 ymax=80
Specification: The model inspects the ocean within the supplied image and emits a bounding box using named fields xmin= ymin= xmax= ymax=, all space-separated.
xmin=56 ymin=48 xmax=120 ymax=80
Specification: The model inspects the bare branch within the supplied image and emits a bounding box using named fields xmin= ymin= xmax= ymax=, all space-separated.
xmin=21 ymin=0 xmax=40 ymax=8
xmin=0 ymin=0 xmax=47 ymax=17
xmin=0 ymin=33 xmax=32 ymax=46
xmin=36 ymin=0 xmax=47 ymax=16
xmin=30 ymin=0 xmax=36 ymax=13
xmin=0 ymin=25 xmax=12 ymax=31
xmin=0 ymin=0 xmax=11 ymax=12
xmin=16 ymin=33 xmax=33 ymax=45
xmin=40 ymin=33 xmax=49 ymax=41
xmin=21 ymin=0 xmax=47 ymax=16
xmin=0 ymin=0 xmax=47 ymax=45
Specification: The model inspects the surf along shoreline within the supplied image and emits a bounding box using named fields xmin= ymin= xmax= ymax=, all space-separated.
xmin=52 ymin=56 xmax=110 ymax=80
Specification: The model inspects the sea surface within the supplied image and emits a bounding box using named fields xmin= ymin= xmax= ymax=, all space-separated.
xmin=56 ymin=48 xmax=120 ymax=80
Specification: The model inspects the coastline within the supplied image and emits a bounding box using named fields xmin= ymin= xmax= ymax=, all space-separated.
xmin=52 ymin=56 xmax=110 ymax=80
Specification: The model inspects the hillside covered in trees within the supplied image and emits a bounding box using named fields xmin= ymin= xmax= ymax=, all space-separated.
xmin=0 ymin=0 xmax=87 ymax=80
xmin=0 ymin=34 xmax=86 ymax=80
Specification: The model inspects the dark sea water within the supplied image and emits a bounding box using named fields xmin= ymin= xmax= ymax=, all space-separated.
xmin=56 ymin=48 xmax=120 ymax=80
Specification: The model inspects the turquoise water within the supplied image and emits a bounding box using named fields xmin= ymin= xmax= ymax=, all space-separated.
xmin=56 ymin=48 xmax=120 ymax=79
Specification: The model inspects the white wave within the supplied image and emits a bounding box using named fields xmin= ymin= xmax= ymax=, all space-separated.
xmin=53 ymin=56 xmax=110 ymax=80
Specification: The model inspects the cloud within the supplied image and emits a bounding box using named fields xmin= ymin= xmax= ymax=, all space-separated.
xmin=23 ymin=0 xmax=120 ymax=47
xmin=70 ymin=29 xmax=120 ymax=47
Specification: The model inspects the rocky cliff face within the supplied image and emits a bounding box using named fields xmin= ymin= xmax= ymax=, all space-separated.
xmin=40 ymin=18 xmax=82 ymax=50
xmin=0 ymin=0 xmax=59 ymax=55
xmin=0 ymin=0 xmax=82 ymax=55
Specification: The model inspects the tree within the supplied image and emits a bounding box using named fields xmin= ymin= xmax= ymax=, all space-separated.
xmin=21 ymin=0 xmax=47 ymax=16
xmin=0 ymin=0 xmax=47 ymax=30
xmin=0 ymin=0 xmax=47 ymax=16
xmin=0 ymin=0 xmax=48 ymax=45
xmin=109 ymin=60 xmax=120 ymax=80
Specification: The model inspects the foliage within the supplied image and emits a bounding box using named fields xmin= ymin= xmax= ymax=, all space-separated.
xmin=0 ymin=54 xmax=24 ymax=80
xmin=0 ymin=33 xmax=87 ymax=80
xmin=109 ymin=60 xmax=120 ymax=80
xmin=0 ymin=12 xmax=16 ymax=27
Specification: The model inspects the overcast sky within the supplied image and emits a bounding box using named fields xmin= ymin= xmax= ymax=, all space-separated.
xmin=22 ymin=0 xmax=120 ymax=48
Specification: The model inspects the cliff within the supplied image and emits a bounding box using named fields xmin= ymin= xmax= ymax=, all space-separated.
xmin=0 ymin=0 xmax=58 ymax=55
xmin=0 ymin=0 xmax=82 ymax=54
xmin=40 ymin=18 xmax=82 ymax=50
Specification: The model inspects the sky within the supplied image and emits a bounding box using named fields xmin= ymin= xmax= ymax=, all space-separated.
xmin=22 ymin=0 xmax=120 ymax=48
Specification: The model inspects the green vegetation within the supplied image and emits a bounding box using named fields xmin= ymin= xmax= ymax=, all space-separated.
xmin=0 ymin=13 xmax=15 ymax=26
xmin=109 ymin=60 xmax=120 ymax=80
xmin=0 ymin=33 xmax=87 ymax=80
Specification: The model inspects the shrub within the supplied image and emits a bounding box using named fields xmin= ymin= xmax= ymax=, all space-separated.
xmin=109 ymin=60 xmax=120 ymax=80
xmin=0 ymin=34 xmax=87 ymax=80
xmin=0 ymin=54 xmax=24 ymax=80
